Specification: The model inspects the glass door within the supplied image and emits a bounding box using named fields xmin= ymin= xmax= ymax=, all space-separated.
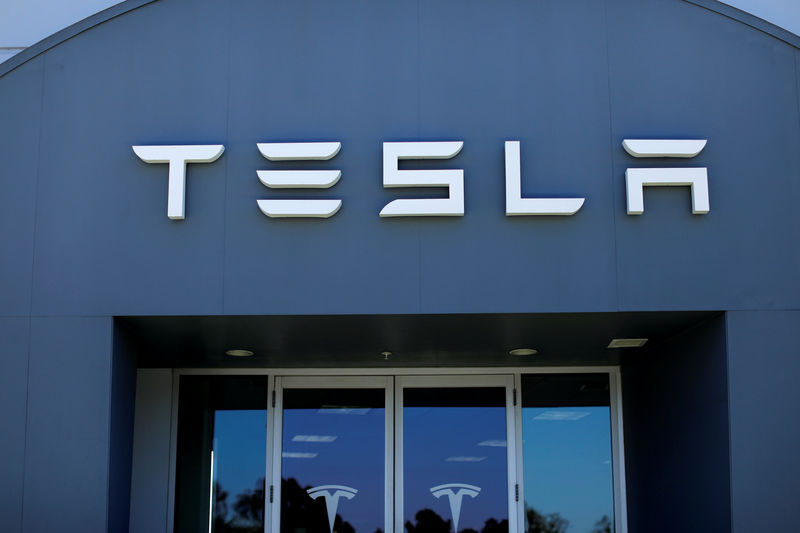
xmin=272 ymin=377 xmax=393 ymax=533
xmin=173 ymin=375 xmax=269 ymax=533
xmin=172 ymin=371 xmax=624 ymax=533
xmin=395 ymin=376 xmax=517 ymax=533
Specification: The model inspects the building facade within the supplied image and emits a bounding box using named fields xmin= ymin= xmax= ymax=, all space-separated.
xmin=1 ymin=1 xmax=799 ymax=532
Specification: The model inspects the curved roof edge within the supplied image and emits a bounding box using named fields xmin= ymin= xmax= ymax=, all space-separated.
xmin=0 ymin=0 xmax=158 ymax=79
xmin=685 ymin=0 xmax=800 ymax=47
xmin=0 ymin=0 xmax=798 ymax=80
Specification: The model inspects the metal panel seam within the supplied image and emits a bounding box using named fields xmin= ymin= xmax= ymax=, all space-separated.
xmin=104 ymin=319 xmax=115 ymax=533
xmin=18 ymin=317 xmax=32 ymax=533
xmin=27 ymin=55 xmax=45 ymax=318
xmin=602 ymin=0 xmax=621 ymax=312
xmin=220 ymin=0 xmax=233 ymax=315
xmin=723 ymin=311 xmax=735 ymax=533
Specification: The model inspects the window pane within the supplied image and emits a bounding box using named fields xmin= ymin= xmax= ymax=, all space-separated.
xmin=521 ymin=374 xmax=614 ymax=533
xmin=175 ymin=376 xmax=268 ymax=533
xmin=280 ymin=388 xmax=385 ymax=533
xmin=403 ymin=387 xmax=508 ymax=533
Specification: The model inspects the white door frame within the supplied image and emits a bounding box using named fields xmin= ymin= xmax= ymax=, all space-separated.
xmin=394 ymin=375 xmax=517 ymax=533
xmin=271 ymin=376 xmax=394 ymax=533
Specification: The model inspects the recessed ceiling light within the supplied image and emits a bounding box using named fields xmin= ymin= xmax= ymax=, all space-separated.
xmin=607 ymin=338 xmax=648 ymax=348
xmin=226 ymin=349 xmax=254 ymax=357
xmin=509 ymin=348 xmax=538 ymax=356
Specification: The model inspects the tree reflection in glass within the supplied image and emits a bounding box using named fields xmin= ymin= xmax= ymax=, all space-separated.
xmin=174 ymin=376 xmax=268 ymax=533
xmin=210 ymin=410 xmax=267 ymax=532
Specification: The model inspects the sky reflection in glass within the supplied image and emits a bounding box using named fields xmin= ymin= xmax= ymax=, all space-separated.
xmin=522 ymin=406 xmax=614 ymax=533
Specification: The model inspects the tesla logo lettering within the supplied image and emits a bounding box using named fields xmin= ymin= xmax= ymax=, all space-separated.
xmin=133 ymin=139 xmax=709 ymax=219
xmin=622 ymin=139 xmax=709 ymax=214
xmin=430 ymin=483 xmax=481 ymax=533
xmin=307 ymin=484 xmax=358 ymax=533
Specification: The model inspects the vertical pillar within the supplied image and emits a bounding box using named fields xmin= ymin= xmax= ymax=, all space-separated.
xmin=0 ymin=317 xmax=30 ymax=533
xmin=22 ymin=317 xmax=114 ymax=533
xmin=621 ymin=314 xmax=731 ymax=532
xmin=726 ymin=310 xmax=800 ymax=533
xmin=129 ymin=369 xmax=174 ymax=533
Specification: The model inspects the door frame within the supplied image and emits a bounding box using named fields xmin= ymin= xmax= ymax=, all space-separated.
xmin=272 ymin=376 xmax=394 ymax=533
xmin=394 ymin=375 xmax=517 ymax=533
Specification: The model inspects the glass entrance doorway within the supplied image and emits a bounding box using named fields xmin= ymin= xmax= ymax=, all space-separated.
xmin=395 ymin=376 xmax=515 ymax=533
xmin=272 ymin=377 xmax=392 ymax=533
xmin=172 ymin=371 xmax=623 ymax=533
xmin=272 ymin=376 xmax=516 ymax=533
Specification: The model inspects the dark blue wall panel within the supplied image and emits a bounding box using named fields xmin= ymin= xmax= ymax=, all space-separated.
xmin=223 ymin=0 xmax=423 ymax=314
xmin=621 ymin=314 xmax=730 ymax=532
xmin=22 ymin=317 xmax=112 ymax=533
xmin=0 ymin=318 xmax=30 ymax=533
xmin=608 ymin=0 xmax=800 ymax=311
xmin=415 ymin=0 xmax=617 ymax=313
xmin=0 ymin=60 xmax=42 ymax=316
xmin=28 ymin=0 xmax=228 ymax=316
xmin=726 ymin=311 xmax=800 ymax=533
xmin=0 ymin=0 xmax=794 ymax=317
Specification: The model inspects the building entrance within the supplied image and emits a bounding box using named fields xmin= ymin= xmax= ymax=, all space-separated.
xmin=172 ymin=370 xmax=623 ymax=533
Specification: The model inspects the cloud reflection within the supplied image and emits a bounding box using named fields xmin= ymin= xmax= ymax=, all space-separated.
xmin=533 ymin=411 xmax=590 ymax=421
xmin=317 ymin=407 xmax=371 ymax=415
xmin=477 ymin=440 xmax=507 ymax=447
xmin=292 ymin=435 xmax=338 ymax=442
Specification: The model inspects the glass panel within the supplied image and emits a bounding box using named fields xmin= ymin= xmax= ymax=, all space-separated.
xmin=175 ymin=376 xmax=268 ymax=533
xmin=403 ymin=387 xmax=508 ymax=533
xmin=521 ymin=374 xmax=614 ymax=533
xmin=280 ymin=388 xmax=385 ymax=533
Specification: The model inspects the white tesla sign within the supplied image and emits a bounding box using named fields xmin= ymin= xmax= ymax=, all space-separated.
xmin=132 ymin=139 xmax=709 ymax=219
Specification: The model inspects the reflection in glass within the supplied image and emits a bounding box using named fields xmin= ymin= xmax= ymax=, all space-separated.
xmin=521 ymin=374 xmax=614 ymax=533
xmin=175 ymin=376 xmax=268 ymax=533
xmin=281 ymin=388 xmax=385 ymax=533
xmin=403 ymin=388 xmax=508 ymax=533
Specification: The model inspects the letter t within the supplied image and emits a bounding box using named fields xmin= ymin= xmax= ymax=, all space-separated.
xmin=132 ymin=144 xmax=224 ymax=219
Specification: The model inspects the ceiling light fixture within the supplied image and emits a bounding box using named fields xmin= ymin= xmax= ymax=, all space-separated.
xmin=381 ymin=351 xmax=392 ymax=360
xmin=509 ymin=348 xmax=538 ymax=356
xmin=225 ymin=349 xmax=254 ymax=357
xmin=607 ymin=338 xmax=648 ymax=348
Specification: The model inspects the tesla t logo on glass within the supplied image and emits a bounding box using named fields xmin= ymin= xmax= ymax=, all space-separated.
xmin=431 ymin=483 xmax=482 ymax=533
xmin=307 ymin=484 xmax=358 ymax=533
xmin=132 ymin=139 xmax=709 ymax=219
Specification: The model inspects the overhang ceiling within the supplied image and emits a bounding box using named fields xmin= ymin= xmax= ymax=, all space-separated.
xmin=119 ymin=311 xmax=720 ymax=368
